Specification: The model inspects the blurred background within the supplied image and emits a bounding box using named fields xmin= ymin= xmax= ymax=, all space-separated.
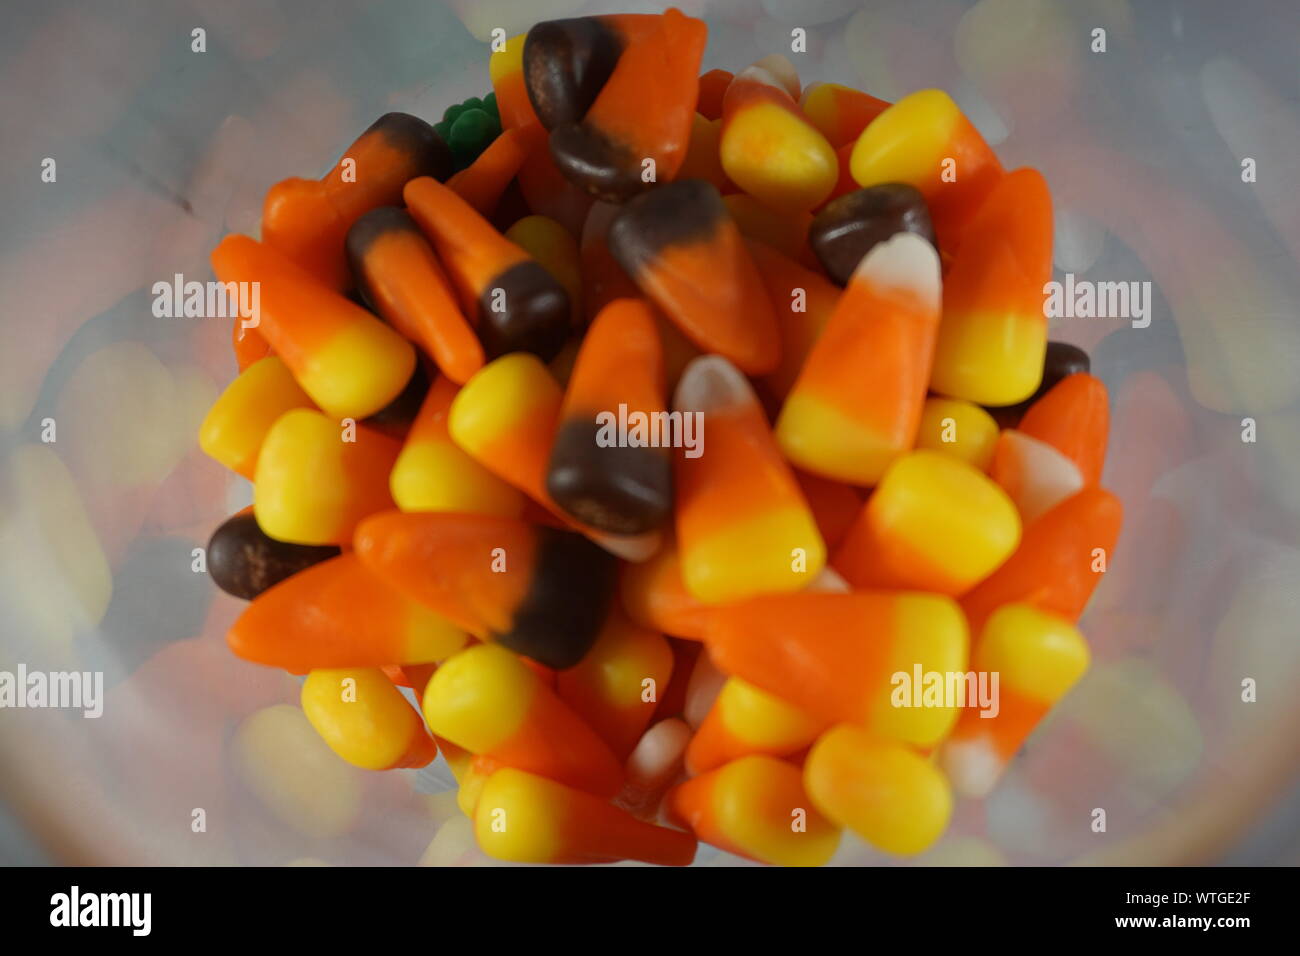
xmin=1 ymin=0 xmax=1298 ymax=865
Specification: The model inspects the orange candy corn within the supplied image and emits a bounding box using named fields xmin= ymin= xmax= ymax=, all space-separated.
xmin=555 ymin=609 xmax=674 ymax=759
xmin=673 ymin=356 xmax=825 ymax=603
xmin=210 ymin=234 xmax=416 ymax=420
xmin=1019 ymin=372 xmax=1110 ymax=485
xmin=262 ymin=113 xmax=453 ymax=290
xmin=959 ymin=486 xmax=1123 ymax=635
xmin=403 ymin=175 xmax=571 ymax=361
xmin=476 ymin=767 xmax=696 ymax=865
xmin=696 ymin=68 xmax=734 ymax=121
xmin=776 ymin=232 xmax=943 ymax=485
xmin=705 ymin=590 xmax=968 ymax=747
xmin=686 ymin=677 xmax=826 ymax=775
xmin=608 ymin=180 xmax=781 ymax=376
xmin=389 ymin=375 xmax=525 ymax=517
xmin=546 ymin=298 xmax=673 ymax=535
xmin=346 ymin=207 xmax=484 ymax=385
xmin=424 ymin=643 xmax=624 ymax=797
xmin=353 ymin=510 xmax=618 ymax=669
xmin=667 ymin=755 xmax=841 ymax=866
xmin=989 ymin=429 xmax=1085 ymax=525
xmin=849 ymin=89 xmax=1003 ymax=253
xmin=227 ymin=553 xmax=467 ymax=672
xmin=447 ymin=123 xmax=545 ymax=216
xmin=929 ymin=168 xmax=1054 ymax=406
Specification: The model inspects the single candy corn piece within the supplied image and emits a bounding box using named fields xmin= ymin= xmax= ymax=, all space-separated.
xmin=809 ymin=184 xmax=936 ymax=286
xmin=799 ymin=82 xmax=892 ymax=149
xmin=424 ymin=643 xmax=624 ymax=797
xmin=990 ymin=430 xmax=1085 ymax=525
xmin=618 ymin=717 xmax=691 ymax=819
xmin=984 ymin=341 xmax=1090 ymax=429
xmin=804 ymin=725 xmax=952 ymax=856
xmin=207 ymin=511 xmax=340 ymax=600
xmin=723 ymin=194 xmax=815 ymax=265
xmin=504 ymin=215 xmax=583 ymax=327
xmin=915 ymin=397 xmax=999 ymax=471
xmin=547 ymin=10 xmax=707 ymax=201
xmin=448 ymin=352 xmax=659 ymax=560
xmin=706 ymin=591 xmax=968 ymax=746
xmin=619 ymin=536 xmax=713 ymax=640
xmin=720 ymin=58 xmax=839 ymax=213
xmin=346 ymin=208 xmax=484 ymax=385
xmin=959 ymin=487 xmax=1122 ymax=635
xmin=746 ymin=240 xmax=841 ymax=405
xmin=776 ymin=233 xmax=942 ymax=485
xmin=608 ymin=180 xmax=781 ymax=376
xmin=354 ymin=511 xmax=618 ymax=669
xmin=849 ymin=89 xmax=1003 ymax=251
xmin=404 ymin=175 xmax=570 ymax=362
xmin=390 ymin=376 xmax=525 ymax=517
xmin=833 ymin=450 xmax=1021 ymax=596
xmin=228 ymin=553 xmax=467 ymax=671
xmin=929 ymin=168 xmax=1054 ymax=406
xmin=262 ymin=113 xmax=453 ymax=290
xmin=521 ymin=14 xmax=657 ymax=129
xmin=301 ymin=667 xmax=438 ymax=770
xmin=696 ymin=68 xmax=734 ymax=121
xmin=198 ymin=356 xmax=314 ymax=479
xmin=686 ymin=677 xmax=826 ymax=775
xmin=546 ymin=299 xmax=673 ymax=535
xmin=556 ymin=609 xmax=674 ymax=760
xmin=1018 ymin=372 xmax=1110 ymax=485
xmin=232 ymin=321 xmax=272 ymax=370
xmin=211 ymin=235 xmax=416 ymax=419
xmin=476 ymin=767 xmax=696 ymax=865
xmin=674 ymin=357 xmax=825 ymax=603
xmin=667 ymin=755 xmax=840 ymax=866
xmin=447 ymin=123 xmax=542 ymax=216
xmin=939 ymin=604 xmax=1089 ymax=798
xmin=253 ymin=409 xmax=399 ymax=546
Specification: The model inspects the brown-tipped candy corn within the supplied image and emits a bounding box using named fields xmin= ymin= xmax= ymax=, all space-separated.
xmin=475 ymin=767 xmax=696 ymax=865
xmin=607 ymin=180 xmax=781 ymax=375
xmin=545 ymin=298 xmax=673 ymax=535
xmin=404 ymin=175 xmax=571 ymax=362
xmin=353 ymin=511 xmax=618 ymax=670
xmin=227 ymin=553 xmax=467 ymax=672
xmin=262 ymin=113 xmax=453 ymax=290
xmin=346 ymin=207 xmax=484 ymax=385
xmin=545 ymin=11 xmax=706 ymax=203
xmin=207 ymin=511 xmax=340 ymax=601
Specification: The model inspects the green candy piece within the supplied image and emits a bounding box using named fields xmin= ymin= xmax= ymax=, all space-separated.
xmin=482 ymin=92 xmax=499 ymax=118
xmin=442 ymin=102 xmax=466 ymax=124
xmin=460 ymin=96 xmax=484 ymax=113
xmin=450 ymin=109 xmax=495 ymax=151
xmin=433 ymin=120 xmax=453 ymax=144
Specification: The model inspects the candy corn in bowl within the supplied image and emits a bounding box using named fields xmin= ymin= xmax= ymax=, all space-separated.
xmin=7 ymin=1 xmax=1296 ymax=868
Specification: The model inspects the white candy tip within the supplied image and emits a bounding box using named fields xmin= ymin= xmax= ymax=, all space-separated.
xmin=851 ymin=231 xmax=942 ymax=313
xmin=673 ymin=355 xmax=756 ymax=415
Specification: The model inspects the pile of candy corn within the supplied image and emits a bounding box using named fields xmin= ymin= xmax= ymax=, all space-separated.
xmin=198 ymin=8 xmax=1121 ymax=866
